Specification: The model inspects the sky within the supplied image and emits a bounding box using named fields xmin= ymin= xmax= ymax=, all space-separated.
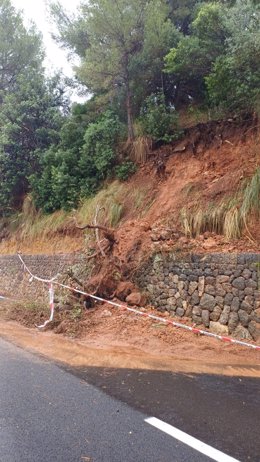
xmin=11 ymin=0 xmax=84 ymax=100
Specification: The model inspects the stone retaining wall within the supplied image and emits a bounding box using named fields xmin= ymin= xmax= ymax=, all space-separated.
xmin=136 ymin=253 xmax=260 ymax=341
xmin=0 ymin=254 xmax=86 ymax=300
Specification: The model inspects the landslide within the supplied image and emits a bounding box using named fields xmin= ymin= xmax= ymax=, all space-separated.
xmin=1 ymin=115 xmax=259 ymax=275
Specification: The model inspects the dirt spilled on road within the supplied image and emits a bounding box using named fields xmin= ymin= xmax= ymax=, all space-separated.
xmin=0 ymin=313 xmax=260 ymax=378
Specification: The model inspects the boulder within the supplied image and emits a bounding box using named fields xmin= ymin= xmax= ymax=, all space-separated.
xmin=248 ymin=321 xmax=260 ymax=342
xmin=210 ymin=322 xmax=228 ymax=336
xmin=126 ymin=292 xmax=146 ymax=306
xmin=116 ymin=281 xmax=135 ymax=301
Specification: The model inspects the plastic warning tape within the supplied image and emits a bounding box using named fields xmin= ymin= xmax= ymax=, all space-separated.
xmin=37 ymin=283 xmax=55 ymax=329
xmin=18 ymin=254 xmax=260 ymax=351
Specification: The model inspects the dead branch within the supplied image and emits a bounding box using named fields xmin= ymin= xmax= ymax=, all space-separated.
xmin=94 ymin=205 xmax=106 ymax=257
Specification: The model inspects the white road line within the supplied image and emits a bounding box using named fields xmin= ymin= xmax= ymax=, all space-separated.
xmin=145 ymin=417 xmax=240 ymax=462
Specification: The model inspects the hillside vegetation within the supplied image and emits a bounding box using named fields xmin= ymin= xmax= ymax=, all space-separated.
xmin=0 ymin=0 xmax=259 ymax=268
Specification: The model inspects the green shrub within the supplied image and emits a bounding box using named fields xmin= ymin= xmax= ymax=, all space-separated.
xmin=140 ymin=92 xmax=178 ymax=143
xmin=115 ymin=161 xmax=137 ymax=181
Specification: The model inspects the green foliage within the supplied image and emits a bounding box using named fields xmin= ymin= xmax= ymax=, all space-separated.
xmin=206 ymin=0 xmax=260 ymax=113
xmin=140 ymin=92 xmax=178 ymax=142
xmin=115 ymin=161 xmax=137 ymax=181
xmin=31 ymin=111 xmax=123 ymax=212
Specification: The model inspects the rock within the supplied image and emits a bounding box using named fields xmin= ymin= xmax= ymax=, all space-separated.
xmin=228 ymin=312 xmax=239 ymax=333
xmin=222 ymin=283 xmax=233 ymax=293
xmin=202 ymin=310 xmax=210 ymax=327
xmin=198 ymin=276 xmax=205 ymax=297
xmin=244 ymin=287 xmax=254 ymax=296
xmin=238 ymin=309 xmax=249 ymax=327
xmin=242 ymin=269 xmax=252 ymax=279
xmin=200 ymin=294 xmax=216 ymax=311
xmin=240 ymin=300 xmax=253 ymax=314
xmin=210 ymin=322 xmax=229 ymax=336
xmin=205 ymin=276 xmax=215 ymax=285
xmin=251 ymin=308 xmax=260 ymax=323
xmin=210 ymin=306 xmax=222 ymax=322
xmin=224 ymin=293 xmax=233 ymax=305
xmin=232 ymin=277 xmax=246 ymax=290
xmin=233 ymin=325 xmax=252 ymax=340
xmin=205 ymin=285 xmax=215 ymax=296
xmin=231 ymin=297 xmax=240 ymax=312
xmin=116 ymin=281 xmax=135 ymax=301
xmin=126 ymin=292 xmax=146 ymax=306
xmin=248 ymin=321 xmax=260 ymax=342
xmin=215 ymin=296 xmax=224 ymax=307
xmin=178 ymin=280 xmax=185 ymax=290
xmin=167 ymin=297 xmax=176 ymax=307
xmin=173 ymin=275 xmax=179 ymax=284
xmin=188 ymin=281 xmax=198 ymax=295
xmin=176 ymin=308 xmax=185 ymax=317
xmin=193 ymin=306 xmax=202 ymax=316
xmin=193 ymin=315 xmax=202 ymax=324
xmin=191 ymin=291 xmax=200 ymax=305
xmin=246 ymin=280 xmax=257 ymax=289
xmin=219 ymin=306 xmax=231 ymax=325
xmin=216 ymin=275 xmax=230 ymax=284
xmin=215 ymin=285 xmax=226 ymax=297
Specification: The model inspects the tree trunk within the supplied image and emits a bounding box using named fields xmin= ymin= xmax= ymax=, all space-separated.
xmin=126 ymin=84 xmax=135 ymax=141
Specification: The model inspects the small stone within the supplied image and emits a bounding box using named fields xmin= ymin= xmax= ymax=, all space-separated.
xmin=192 ymin=306 xmax=202 ymax=316
xmin=219 ymin=306 xmax=231 ymax=325
xmin=216 ymin=275 xmax=230 ymax=284
xmin=210 ymin=322 xmax=228 ymax=336
xmin=238 ymin=309 xmax=249 ymax=327
xmin=198 ymin=276 xmax=205 ymax=297
xmin=233 ymin=325 xmax=252 ymax=340
xmin=188 ymin=281 xmax=198 ymax=295
xmin=244 ymin=287 xmax=254 ymax=296
xmin=240 ymin=300 xmax=253 ymax=314
xmin=242 ymin=269 xmax=252 ymax=279
xmin=210 ymin=306 xmax=222 ymax=322
xmin=222 ymin=283 xmax=233 ymax=293
xmin=175 ymin=292 xmax=181 ymax=300
xmin=167 ymin=297 xmax=176 ymax=307
xmin=215 ymin=285 xmax=226 ymax=297
xmin=215 ymin=296 xmax=224 ymax=307
xmin=246 ymin=279 xmax=257 ymax=289
xmin=200 ymin=294 xmax=216 ymax=311
xmin=205 ymin=276 xmax=215 ymax=285
xmin=191 ymin=291 xmax=200 ymax=305
xmin=201 ymin=310 xmax=210 ymax=327
xmin=205 ymin=285 xmax=215 ymax=296
xmin=228 ymin=312 xmax=239 ymax=333
xmin=231 ymin=297 xmax=240 ymax=312
xmin=251 ymin=308 xmax=260 ymax=323
xmin=176 ymin=308 xmax=185 ymax=317
xmin=173 ymin=275 xmax=179 ymax=284
xmin=224 ymin=293 xmax=233 ymax=305
xmin=248 ymin=321 xmax=260 ymax=342
xmin=232 ymin=277 xmax=246 ymax=290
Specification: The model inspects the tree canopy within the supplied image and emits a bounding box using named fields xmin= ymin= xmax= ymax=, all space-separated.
xmin=0 ymin=0 xmax=259 ymax=215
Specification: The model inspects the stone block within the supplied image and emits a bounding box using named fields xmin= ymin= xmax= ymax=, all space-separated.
xmin=232 ymin=277 xmax=246 ymax=290
xmin=200 ymin=294 xmax=216 ymax=311
xmin=210 ymin=322 xmax=228 ymax=336
xmin=238 ymin=309 xmax=249 ymax=327
xmin=219 ymin=306 xmax=231 ymax=325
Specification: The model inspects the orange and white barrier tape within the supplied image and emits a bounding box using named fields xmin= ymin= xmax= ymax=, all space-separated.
xmin=18 ymin=254 xmax=260 ymax=351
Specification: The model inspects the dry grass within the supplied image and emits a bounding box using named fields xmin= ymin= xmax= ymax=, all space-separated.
xmin=129 ymin=136 xmax=151 ymax=164
xmin=0 ymin=179 xmax=154 ymax=253
xmin=181 ymin=167 xmax=260 ymax=240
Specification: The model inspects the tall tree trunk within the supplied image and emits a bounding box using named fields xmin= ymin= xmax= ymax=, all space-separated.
xmin=126 ymin=83 xmax=135 ymax=141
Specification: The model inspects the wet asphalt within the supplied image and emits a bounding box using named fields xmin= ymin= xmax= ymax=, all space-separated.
xmin=0 ymin=337 xmax=259 ymax=462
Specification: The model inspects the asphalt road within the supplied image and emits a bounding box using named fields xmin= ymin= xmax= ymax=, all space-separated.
xmin=0 ymin=337 xmax=259 ymax=462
